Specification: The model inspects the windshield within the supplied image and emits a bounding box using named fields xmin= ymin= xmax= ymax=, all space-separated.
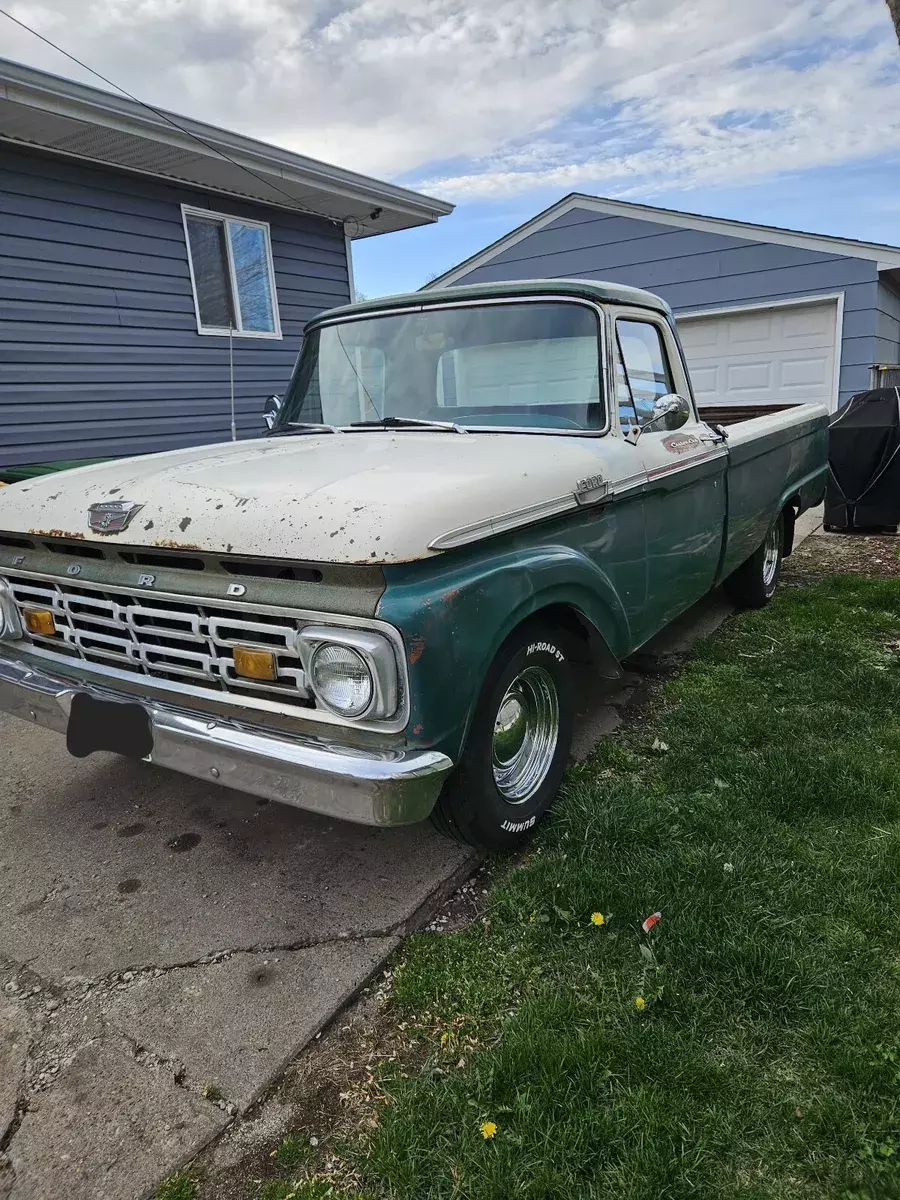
xmin=275 ymin=301 xmax=605 ymax=433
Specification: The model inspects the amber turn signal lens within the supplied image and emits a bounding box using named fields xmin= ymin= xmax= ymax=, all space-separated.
xmin=23 ymin=608 xmax=56 ymax=637
xmin=233 ymin=646 xmax=277 ymax=681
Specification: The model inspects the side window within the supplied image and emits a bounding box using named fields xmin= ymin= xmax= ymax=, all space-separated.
xmin=615 ymin=335 xmax=639 ymax=430
xmin=616 ymin=320 xmax=675 ymax=427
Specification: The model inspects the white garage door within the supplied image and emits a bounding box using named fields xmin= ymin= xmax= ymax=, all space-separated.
xmin=677 ymin=298 xmax=839 ymax=409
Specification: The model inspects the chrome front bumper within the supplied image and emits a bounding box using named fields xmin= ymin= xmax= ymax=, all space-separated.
xmin=0 ymin=654 xmax=453 ymax=827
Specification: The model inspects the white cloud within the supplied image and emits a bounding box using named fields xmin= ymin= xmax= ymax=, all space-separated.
xmin=2 ymin=0 xmax=897 ymax=199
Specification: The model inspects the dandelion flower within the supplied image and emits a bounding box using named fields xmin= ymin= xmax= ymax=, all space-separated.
xmin=480 ymin=1120 xmax=497 ymax=1139
xmin=591 ymin=912 xmax=605 ymax=926
xmin=634 ymin=996 xmax=646 ymax=1011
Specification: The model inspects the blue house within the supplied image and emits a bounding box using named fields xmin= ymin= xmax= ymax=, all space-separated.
xmin=0 ymin=58 xmax=452 ymax=472
xmin=427 ymin=193 xmax=900 ymax=414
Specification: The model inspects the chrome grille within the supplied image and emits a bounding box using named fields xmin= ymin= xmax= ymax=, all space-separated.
xmin=4 ymin=572 xmax=313 ymax=709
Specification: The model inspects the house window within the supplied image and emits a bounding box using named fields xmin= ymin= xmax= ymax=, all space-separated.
xmin=182 ymin=206 xmax=281 ymax=338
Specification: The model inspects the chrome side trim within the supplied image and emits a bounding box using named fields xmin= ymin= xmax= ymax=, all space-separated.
xmin=428 ymin=494 xmax=578 ymax=551
xmin=0 ymin=654 xmax=451 ymax=828
xmin=427 ymin=471 xmax=650 ymax=551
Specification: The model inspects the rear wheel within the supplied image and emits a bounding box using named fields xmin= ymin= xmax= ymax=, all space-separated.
xmin=723 ymin=511 xmax=784 ymax=608
xmin=431 ymin=623 xmax=575 ymax=849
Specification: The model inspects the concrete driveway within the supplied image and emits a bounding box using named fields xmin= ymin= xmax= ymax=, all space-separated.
xmin=0 ymin=726 xmax=473 ymax=1199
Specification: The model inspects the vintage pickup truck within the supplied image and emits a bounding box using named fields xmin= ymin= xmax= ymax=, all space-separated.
xmin=0 ymin=280 xmax=827 ymax=848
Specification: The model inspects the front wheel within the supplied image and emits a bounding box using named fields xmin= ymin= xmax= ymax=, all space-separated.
xmin=431 ymin=623 xmax=575 ymax=849
xmin=723 ymin=512 xmax=784 ymax=608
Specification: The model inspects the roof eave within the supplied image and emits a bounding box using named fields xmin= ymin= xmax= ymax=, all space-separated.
xmin=425 ymin=191 xmax=900 ymax=287
xmin=0 ymin=56 xmax=453 ymax=236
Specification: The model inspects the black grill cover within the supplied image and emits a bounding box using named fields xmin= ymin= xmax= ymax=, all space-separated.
xmin=825 ymin=388 xmax=900 ymax=530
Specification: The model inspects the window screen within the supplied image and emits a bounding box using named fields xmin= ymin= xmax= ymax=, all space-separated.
xmin=184 ymin=210 xmax=280 ymax=337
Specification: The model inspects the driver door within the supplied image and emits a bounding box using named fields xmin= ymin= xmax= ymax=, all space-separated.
xmin=612 ymin=310 xmax=727 ymax=639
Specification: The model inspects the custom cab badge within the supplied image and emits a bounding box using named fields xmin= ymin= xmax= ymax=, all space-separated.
xmin=87 ymin=500 xmax=144 ymax=534
xmin=662 ymin=433 xmax=701 ymax=454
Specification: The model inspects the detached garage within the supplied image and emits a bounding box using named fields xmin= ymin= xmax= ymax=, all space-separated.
xmin=427 ymin=194 xmax=900 ymax=414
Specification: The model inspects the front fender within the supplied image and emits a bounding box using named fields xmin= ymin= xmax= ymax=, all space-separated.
xmin=378 ymin=541 xmax=629 ymax=761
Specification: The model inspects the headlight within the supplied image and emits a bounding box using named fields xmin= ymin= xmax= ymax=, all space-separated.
xmin=309 ymin=643 xmax=373 ymax=718
xmin=297 ymin=626 xmax=399 ymax=721
xmin=0 ymin=579 xmax=22 ymax=642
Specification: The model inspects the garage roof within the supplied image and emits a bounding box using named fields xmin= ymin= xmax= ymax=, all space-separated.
xmin=0 ymin=57 xmax=454 ymax=239
xmin=426 ymin=193 xmax=900 ymax=286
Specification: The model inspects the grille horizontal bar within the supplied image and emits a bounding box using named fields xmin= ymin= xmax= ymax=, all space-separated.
xmin=5 ymin=572 xmax=313 ymax=709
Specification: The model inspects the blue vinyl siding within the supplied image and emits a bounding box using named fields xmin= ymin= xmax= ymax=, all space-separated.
xmin=0 ymin=145 xmax=351 ymax=468
xmin=875 ymin=279 xmax=900 ymax=370
xmin=452 ymin=208 xmax=884 ymax=406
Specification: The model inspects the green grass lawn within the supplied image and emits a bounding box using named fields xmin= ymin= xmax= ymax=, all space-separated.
xmin=344 ymin=574 xmax=900 ymax=1200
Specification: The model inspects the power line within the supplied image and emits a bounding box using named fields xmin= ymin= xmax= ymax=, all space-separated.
xmin=0 ymin=5 xmax=354 ymax=229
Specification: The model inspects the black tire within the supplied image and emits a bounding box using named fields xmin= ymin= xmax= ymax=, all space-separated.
xmin=431 ymin=622 xmax=575 ymax=849
xmin=723 ymin=511 xmax=785 ymax=609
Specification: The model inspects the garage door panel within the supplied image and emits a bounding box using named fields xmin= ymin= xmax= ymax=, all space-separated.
xmin=677 ymin=299 xmax=836 ymax=407
xmin=780 ymin=356 xmax=831 ymax=388
xmin=726 ymin=362 xmax=773 ymax=392
xmin=688 ymin=365 xmax=720 ymax=397
xmin=726 ymin=314 xmax=772 ymax=347
xmin=678 ymin=321 xmax=720 ymax=352
xmin=781 ymin=307 xmax=833 ymax=340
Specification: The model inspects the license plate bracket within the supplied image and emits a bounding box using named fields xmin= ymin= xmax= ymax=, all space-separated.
xmin=66 ymin=693 xmax=153 ymax=760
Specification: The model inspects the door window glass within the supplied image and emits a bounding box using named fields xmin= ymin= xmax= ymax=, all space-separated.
xmin=616 ymin=320 xmax=675 ymax=426
xmin=615 ymin=335 xmax=639 ymax=430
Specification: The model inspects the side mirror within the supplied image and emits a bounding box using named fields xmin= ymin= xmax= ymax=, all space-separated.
xmin=622 ymin=394 xmax=692 ymax=444
xmin=264 ymin=394 xmax=283 ymax=431
xmin=648 ymin=393 xmax=692 ymax=431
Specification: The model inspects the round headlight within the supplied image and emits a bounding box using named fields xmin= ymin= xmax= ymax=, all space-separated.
xmin=309 ymin=642 xmax=374 ymax=717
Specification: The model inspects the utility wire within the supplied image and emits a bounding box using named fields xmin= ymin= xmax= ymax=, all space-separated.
xmin=0 ymin=5 xmax=356 ymax=229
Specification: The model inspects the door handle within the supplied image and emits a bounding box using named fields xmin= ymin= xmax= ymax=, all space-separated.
xmin=700 ymin=424 xmax=728 ymax=445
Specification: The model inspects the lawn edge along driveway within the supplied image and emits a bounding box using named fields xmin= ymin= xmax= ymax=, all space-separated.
xmin=262 ymin=569 xmax=900 ymax=1200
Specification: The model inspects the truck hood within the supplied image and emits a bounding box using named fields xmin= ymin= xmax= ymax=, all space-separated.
xmin=0 ymin=433 xmax=611 ymax=565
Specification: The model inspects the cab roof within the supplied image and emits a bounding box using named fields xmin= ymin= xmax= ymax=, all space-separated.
xmin=309 ymin=278 xmax=672 ymax=328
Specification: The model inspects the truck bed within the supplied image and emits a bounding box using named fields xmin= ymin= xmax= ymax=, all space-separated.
xmin=700 ymin=402 xmax=807 ymax=426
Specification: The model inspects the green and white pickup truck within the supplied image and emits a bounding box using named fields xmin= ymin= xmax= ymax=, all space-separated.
xmin=0 ymin=280 xmax=827 ymax=848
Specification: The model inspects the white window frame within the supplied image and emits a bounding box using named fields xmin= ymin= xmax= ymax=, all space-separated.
xmin=181 ymin=204 xmax=282 ymax=340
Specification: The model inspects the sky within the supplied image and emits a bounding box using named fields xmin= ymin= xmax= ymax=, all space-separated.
xmin=2 ymin=0 xmax=900 ymax=297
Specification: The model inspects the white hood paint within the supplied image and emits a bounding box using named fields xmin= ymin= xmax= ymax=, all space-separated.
xmin=0 ymin=433 xmax=616 ymax=565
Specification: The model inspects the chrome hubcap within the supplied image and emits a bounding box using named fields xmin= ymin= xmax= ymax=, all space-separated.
xmin=762 ymin=522 xmax=781 ymax=589
xmin=491 ymin=666 xmax=559 ymax=803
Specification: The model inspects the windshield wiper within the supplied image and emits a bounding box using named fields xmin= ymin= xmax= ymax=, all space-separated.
xmin=269 ymin=422 xmax=342 ymax=436
xmin=348 ymin=416 xmax=468 ymax=434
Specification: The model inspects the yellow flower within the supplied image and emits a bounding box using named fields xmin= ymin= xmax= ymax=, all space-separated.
xmin=590 ymin=912 xmax=605 ymax=926
xmin=634 ymin=996 xmax=646 ymax=1011
xmin=480 ymin=1120 xmax=498 ymax=1140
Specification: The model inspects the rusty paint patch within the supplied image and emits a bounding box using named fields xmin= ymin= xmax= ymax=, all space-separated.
xmin=29 ymin=529 xmax=86 ymax=540
xmin=408 ymin=636 xmax=426 ymax=664
xmin=153 ymin=539 xmax=202 ymax=551
xmin=412 ymin=723 xmax=424 ymax=735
